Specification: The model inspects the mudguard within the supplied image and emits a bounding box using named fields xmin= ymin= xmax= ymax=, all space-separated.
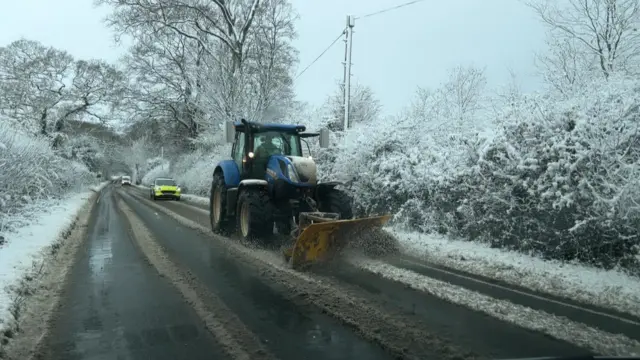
xmin=216 ymin=160 xmax=241 ymax=187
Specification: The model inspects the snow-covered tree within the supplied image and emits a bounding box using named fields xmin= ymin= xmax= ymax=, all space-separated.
xmin=322 ymin=82 xmax=382 ymax=131
xmin=0 ymin=39 xmax=126 ymax=146
xmin=528 ymin=0 xmax=640 ymax=79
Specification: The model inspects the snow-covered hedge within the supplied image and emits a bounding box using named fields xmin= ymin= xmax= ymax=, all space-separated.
xmin=0 ymin=118 xmax=97 ymax=232
xmin=325 ymin=76 xmax=640 ymax=274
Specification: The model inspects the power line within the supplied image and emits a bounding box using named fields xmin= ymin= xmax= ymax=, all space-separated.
xmin=356 ymin=0 xmax=427 ymax=20
xmin=295 ymin=28 xmax=346 ymax=80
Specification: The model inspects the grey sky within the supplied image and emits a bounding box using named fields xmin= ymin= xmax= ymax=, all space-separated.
xmin=0 ymin=0 xmax=548 ymax=116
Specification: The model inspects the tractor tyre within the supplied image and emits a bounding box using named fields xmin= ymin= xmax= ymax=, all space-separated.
xmin=318 ymin=188 xmax=354 ymax=220
xmin=210 ymin=173 xmax=233 ymax=235
xmin=236 ymin=188 xmax=273 ymax=244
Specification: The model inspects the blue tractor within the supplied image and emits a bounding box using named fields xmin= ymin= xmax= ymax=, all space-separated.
xmin=209 ymin=119 xmax=390 ymax=269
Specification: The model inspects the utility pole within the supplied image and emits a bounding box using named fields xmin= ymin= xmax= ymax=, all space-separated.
xmin=343 ymin=15 xmax=355 ymax=131
xmin=342 ymin=29 xmax=347 ymax=108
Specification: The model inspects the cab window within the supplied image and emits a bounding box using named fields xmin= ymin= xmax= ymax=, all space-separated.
xmin=233 ymin=133 xmax=246 ymax=165
xmin=253 ymin=131 xmax=301 ymax=157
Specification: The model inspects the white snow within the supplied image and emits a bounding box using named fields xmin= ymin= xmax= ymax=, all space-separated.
xmin=351 ymin=257 xmax=640 ymax=356
xmin=180 ymin=194 xmax=209 ymax=207
xmin=395 ymin=230 xmax=640 ymax=318
xmin=0 ymin=182 xmax=107 ymax=332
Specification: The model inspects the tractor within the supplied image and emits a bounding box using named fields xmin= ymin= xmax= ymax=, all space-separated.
xmin=209 ymin=119 xmax=390 ymax=269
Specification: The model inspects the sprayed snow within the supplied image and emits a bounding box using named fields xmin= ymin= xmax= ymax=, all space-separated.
xmin=181 ymin=194 xmax=209 ymax=207
xmin=351 ymin=257 xmax=640 ymax=356
xmin=0 ymin=188 xmax=100 ymax=332
xmin=395 ymin=230 xmax=640 ymax=318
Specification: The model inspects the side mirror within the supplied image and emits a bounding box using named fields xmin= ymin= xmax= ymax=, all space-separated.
xmin=224 ymin=121 xmax=235 ymax=143
xmin=319 ymin=128 xmax=330 ymax=148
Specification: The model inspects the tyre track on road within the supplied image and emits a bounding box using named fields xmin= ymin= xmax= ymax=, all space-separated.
xmin=116 ymin=197 xmax=276 ymax=360
xmin=120 ymin=188 xmax=477 ymax=360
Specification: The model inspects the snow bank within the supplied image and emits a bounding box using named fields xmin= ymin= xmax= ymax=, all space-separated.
xmin=0 ymin=190 xmax=95 ymax=332
xmin=352 ymin=257 xmax=640 ymax=356
xmin=396 ymin=231 xmax=640 ymax=318
xmin=0 ymin=117 xmax=98 ymax=233
xmin=180 ymin=194 xmax=209 ymax=207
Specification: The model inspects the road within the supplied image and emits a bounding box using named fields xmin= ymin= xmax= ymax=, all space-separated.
xmin=32 ymin=184 xmax=640 ymax=360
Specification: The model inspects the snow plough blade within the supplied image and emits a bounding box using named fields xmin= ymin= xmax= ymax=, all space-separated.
xmin=283 ymin=212 xmax=392 ymax=270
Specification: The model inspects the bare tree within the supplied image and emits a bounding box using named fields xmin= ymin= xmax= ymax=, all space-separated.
xmin=534 ymin=35 xmax=598 ymax=94
xmin=123 ymin=28 xmax=205 ymax=141
xmin=442 ymin=65 xmax=487 ymax=121
xmin=323 ymin=83 xmax=382 ymax=131
xmin=101 ymin=0 xmax=298 ymax=136
xmin=243 ymin=0 xmax=298 ymax=120
xmin=528 ymin=0 xmax=640 ymax=79
xmin=99 ymin=0 xmax=260 ymax=74
xmin=0 ymin=39 xmax=125 ymax=145
xmin=0 ymin=40 xmax=74 ymax=134
xmin=125 ymin=135 xmax=156 ymax=183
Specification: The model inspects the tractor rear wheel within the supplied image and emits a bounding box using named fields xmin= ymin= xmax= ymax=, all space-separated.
xmin=237 ymin=188 xmax=273 ymax=243
xmin=318 ymin=188 xmax=354 ymax=220
xmin=210 ymin=173 xmax=232 ymax=235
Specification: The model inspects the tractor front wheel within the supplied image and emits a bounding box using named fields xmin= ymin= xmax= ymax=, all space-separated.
xmin=237 ymin=188 xmax=273 ymax=243
xmin=318 ymin=188 xmax=354 ymax=220
xmin=210 ymin=173 xmax=232 ymax=235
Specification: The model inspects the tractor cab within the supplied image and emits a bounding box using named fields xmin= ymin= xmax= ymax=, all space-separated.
xmin=226 ymin=119 xmax=328 ymax=181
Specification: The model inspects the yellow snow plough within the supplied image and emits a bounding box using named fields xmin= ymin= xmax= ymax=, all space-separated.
xmin=283 ymin=212 xmax=392 ymax=269
xmin=208 ymin=119 xmax=394 ymax=270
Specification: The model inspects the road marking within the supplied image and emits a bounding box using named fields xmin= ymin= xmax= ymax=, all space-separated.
xmin=96 ymin=190 xmax=105 ymax=204
xmin=395 ymin=256 xmax=640 ymax=326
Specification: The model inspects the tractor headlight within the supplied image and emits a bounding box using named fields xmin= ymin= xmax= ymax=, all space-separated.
xmin=287 ymin=163 xmax=300 ymax=183
xmin=248 ymin=151 xmax=254 ymax=158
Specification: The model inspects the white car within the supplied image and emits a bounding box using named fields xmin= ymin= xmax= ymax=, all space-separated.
xmin=121 ymin=176 xmax=131 ymax=186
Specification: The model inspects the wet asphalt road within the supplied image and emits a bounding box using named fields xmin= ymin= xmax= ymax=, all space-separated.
xmin=41 ymin=186 xmax=225 ymax=360
xmin=38 ymin=184 xmax=640 ymax=359
xmin=122 ymin=186 xmax=595 ymax=359
xmin=120 ymin=190 xmax=393 ymax=360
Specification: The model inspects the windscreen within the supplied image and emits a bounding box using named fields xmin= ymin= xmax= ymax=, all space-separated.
xmin=253 ymin=131 xmax=302 ymax=157
xmin=155 ymin=179 xmax=176 ymax=186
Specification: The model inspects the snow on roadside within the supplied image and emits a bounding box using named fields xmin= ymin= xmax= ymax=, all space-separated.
xmin=395 ymin=231 xmax=640 ymax=318
xmin=0 ymin=182 xmax=107 ymax=332
xmin=180 ymin=194 xmax=208 ymax=207
xmin=351 ymin=257 xmax=640 ymax=356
